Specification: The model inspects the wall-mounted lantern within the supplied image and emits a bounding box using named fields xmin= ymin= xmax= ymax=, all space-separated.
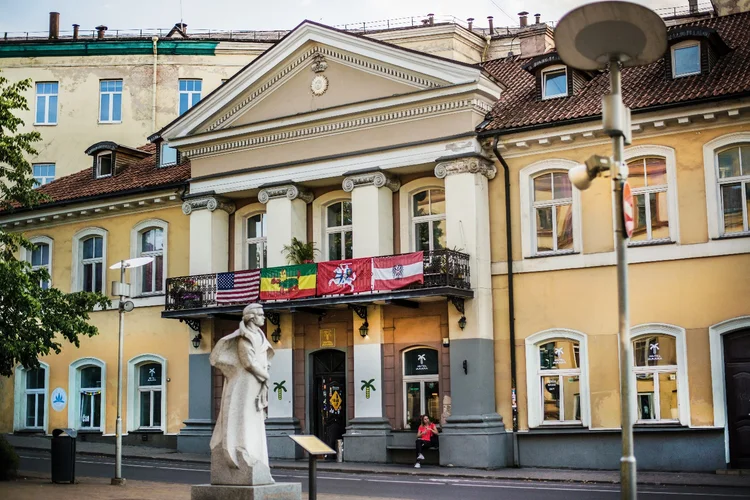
xmin=271 ymin=327 xmax=282 ymax=343
xmin=359 ymin=321 xmax=369 ymax=338
xmin=191 ymin=333 xmax=202 ymax=349
xmin=458 ymin=316 xmax=467 ymax=330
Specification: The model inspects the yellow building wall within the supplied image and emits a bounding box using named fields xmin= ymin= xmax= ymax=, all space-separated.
xmin=490 ymin=121 xmax=750 ymax=430
xmin=2 ymin=204 xmax=192 ymax=435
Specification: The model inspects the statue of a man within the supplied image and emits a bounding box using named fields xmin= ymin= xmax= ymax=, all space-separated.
xmin=209 ymin=303 xmax=275 ymax=485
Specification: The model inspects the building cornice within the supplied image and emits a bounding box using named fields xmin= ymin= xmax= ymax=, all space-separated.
xmin=258 ymin=184 xmax=314 ymax=204
xmin=435 ymin=154 xmax=496 ymax=179
xmin=342 ymin=170 xmax=400 ymax=192
xmin=181 ymin=194 xmax=236 ymax=215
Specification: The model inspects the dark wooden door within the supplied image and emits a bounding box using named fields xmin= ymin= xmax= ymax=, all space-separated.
xmin=724 ymin=329 xmax=750 ymax=469
xmin=311 ymin=350 xmax=346 ymax=452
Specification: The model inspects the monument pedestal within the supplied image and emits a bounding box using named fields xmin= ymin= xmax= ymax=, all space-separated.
xmin=191 ymin=483 xmax=301 ymax=500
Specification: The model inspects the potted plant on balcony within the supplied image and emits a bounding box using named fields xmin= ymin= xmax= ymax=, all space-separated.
xmin=169 ymin=278 xmax=202 ymax=309
xmin=282 ymin=238 xmax=318 ymax=265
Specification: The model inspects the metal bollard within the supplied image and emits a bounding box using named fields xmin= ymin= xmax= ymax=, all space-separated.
xmin=336 ymin=439 xmax=343 ymax=463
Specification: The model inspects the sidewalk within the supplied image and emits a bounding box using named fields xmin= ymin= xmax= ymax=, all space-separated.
xmin=7 ymin=433 xmax=750 ymax=489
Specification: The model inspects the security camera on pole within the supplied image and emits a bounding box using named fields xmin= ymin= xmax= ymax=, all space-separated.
xmin=109 ymin=256 xmax=154 ymax=486
xmin=555 ymin=2 xmax=667 ymax=499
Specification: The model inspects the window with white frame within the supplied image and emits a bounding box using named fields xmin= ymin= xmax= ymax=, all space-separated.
xmin=96 ymin=151 xmax=113 ymax=178
xmin=99 ymin=80 xmax=123 ymax=123
xmin=78 ymin=365 xmax=103 ymax=429
xmin=716 ymin=145 xmax=750 ymax=235
xmin=542 ymin=67 xmax=568 ymax=99
xmin=137 ymin=362 xmax=163 ymax=429
xmin=325 ymin=201 xmax=353 ymax=260
xmin=138 ymin=228 xmax=164 ymax=294
xmin=80 ymin=236 xmax=104 ymax=293
xmin=35 ymin=82 xmax=58 ymax=125
xmin=631 ymin=328 xmax=687 ymax=424
xmin=179 ymin=79 xmax=202 ymax=115
xmin=246 ymin=213 xmax=267 ymax=269
xmin=672 ymin=41 xmax=701 ymax=78
xmin=626 ymin=157 xmax=670 ymax=244
xmin=403 ymin=347 xmax=440 ymax=429
xmin=531 ymin=171 xmax=574 ymax=254
xmin=412 ymin=189 xmax=446 ymax=252
xmin=33 ymin=163 xmax=55 ymax=186
xmin=160 ymin=143 xmax=177 ymax=167
xmin=23 ymin=367 xmax=47 ymax=429
xmin=28 ymin=238 xmax=52 ymax=290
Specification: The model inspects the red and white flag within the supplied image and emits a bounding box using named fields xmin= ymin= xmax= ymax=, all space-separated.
xmin=373 ymin=252 xmax=424 ymax=291
xmin=216 ymin=269 xmax=260 ymax=304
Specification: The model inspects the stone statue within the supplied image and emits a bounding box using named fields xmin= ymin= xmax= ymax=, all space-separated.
xmin=209 ymin=303 xmax=275 ymax=486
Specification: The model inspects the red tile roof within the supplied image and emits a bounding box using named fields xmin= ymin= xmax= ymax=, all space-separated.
xmin=26 ymin=143 xmax=189 ymax=209
xmin=479 ymin=12 xmax=750 ymax=133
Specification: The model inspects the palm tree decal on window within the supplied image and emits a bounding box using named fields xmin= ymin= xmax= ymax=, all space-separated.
xmin=360 ymin=379 xmax=376 ymax=399
xmin=272 ymin=380 xmax=287 ymax=400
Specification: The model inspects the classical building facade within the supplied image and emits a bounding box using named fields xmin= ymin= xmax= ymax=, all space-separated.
xmin=2 ymin=2 xmax=749 ymax=471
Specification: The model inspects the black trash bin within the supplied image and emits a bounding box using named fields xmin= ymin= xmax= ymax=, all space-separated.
xmin=51 ymin=428 xmax=77 ymax=483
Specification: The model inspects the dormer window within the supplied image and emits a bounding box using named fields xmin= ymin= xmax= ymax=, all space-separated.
xmin=542 ymin=66 xmax=568 ymax=99
xmin=160 ymin=143 xmax=177 ymax=167
xmin=672 ymin=41 xmax=701 ymax=78
xmin=97 ymin=152 xmax=113 ymax=178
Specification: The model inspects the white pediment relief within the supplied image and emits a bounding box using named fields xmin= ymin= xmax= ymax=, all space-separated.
xmin=162 ymin=21 xmax=493 ymax=144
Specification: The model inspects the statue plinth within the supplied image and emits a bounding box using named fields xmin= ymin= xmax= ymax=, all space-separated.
xmin=191 ymin=483 xmax=302 ymax=500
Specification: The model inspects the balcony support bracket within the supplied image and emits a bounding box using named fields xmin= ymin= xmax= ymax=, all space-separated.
xmin=180 ymin=318 xmax=201 ymax=333
xmin=449 ymin=296 xmax=465 ymax=316
xmin=348 ymin=304 xmax=368 ymax=320
xmin=266 ymin=312 xmax=281 ymax=327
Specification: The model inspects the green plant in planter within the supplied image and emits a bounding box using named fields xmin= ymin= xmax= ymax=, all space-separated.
xmin=282 ymin=238 xmax=319 ymax=265
xmin=0 ymin=435 xmax=19 ymax=481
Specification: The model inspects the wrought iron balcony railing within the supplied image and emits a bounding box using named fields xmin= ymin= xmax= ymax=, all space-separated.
xmin=165 ymin=249 xmax=470 ymax=311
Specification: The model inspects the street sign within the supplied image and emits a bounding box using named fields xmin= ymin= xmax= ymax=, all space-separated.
xmin=290 ymin=435 xmax=336 ymax=500
xmin=623 ymin=181 xmax=634 ymax=239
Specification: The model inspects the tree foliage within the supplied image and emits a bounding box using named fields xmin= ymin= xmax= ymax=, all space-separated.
xmin=0 ymin=73 xmax=109 ymax=377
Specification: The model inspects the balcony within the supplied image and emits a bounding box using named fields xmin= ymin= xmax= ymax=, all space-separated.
xmin=163 ymin=249 xmax=471 ymax=318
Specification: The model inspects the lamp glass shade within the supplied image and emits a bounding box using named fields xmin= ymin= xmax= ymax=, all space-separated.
xmin=555 ymin=1 xmax=667 ymax=70
xmin=359 ymin=322 xmax=369 ymax=338
xmin=191 ymin=334 xmax=201 ymax=349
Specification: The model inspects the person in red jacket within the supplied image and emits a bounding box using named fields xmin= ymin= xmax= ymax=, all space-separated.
xmin=414 ymin=414 xmax=438 ymax=468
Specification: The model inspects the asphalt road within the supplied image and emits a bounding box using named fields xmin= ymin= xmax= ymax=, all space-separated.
xmin=16 ymin=450 xmax=750 ymax=500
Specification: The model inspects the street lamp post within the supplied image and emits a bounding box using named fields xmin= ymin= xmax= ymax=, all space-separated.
xmin=555 ymin=3 xmax=667 ymax=499
xmin=109 ymin=256 xmax=153 ymax=486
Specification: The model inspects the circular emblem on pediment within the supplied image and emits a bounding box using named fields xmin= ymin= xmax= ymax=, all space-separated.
xmin=311 ymin=74 xmax=329 ymax=96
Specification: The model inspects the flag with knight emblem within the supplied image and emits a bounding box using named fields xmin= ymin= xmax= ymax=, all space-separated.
xmin=372 ymin=251 xmax=424 ymax=291
xmin=317 ymin=258 xmax=372 ymax=296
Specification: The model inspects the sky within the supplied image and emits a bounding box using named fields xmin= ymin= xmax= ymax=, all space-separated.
xmin=0 ymin=0 xmax=691 ymax=34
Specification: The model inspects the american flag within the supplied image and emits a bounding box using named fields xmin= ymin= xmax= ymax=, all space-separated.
xmin=216 ymin=269 xmax=260 ymax=304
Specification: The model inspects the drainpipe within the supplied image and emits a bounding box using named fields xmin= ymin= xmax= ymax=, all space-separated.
xmin=492 ymin=135 xmax=519 ymax=467
xmin=152 ymin=36 xmax=158 ymax=132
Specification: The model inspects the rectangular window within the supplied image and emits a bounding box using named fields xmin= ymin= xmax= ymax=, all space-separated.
xmin=179 ymin=79 xmax=202 ymax=115
xmin=672 ymin=43 xmax=701 ymax=77
xmin=138 ymin=363 xmax=163 ymax=428
xmin=24 ymin=368 xmax=46 ymax=429
xmin=99 ymin=80 xmax=123 ymax=123
xmin=139 ymin=228 xmax=164 ymax=294
xmin=246 ymin=214 xmax=267 ymax=269
xmin=532 ymin=172 xmax=574 ymax=254
xmin=633 ymin=334 xmax=679 ymax=423
xmin=32 ymin=163 xmax=55 ymax=187
xmin=537 ymin=339 xmax=582 ymax=425
xmin=627 ymin=157 xmax=670 ymax=244
xmin=35 ymin=82 xmax=58 ymax=125
xmin=160 ymin=143 xmax=177 ymax=167
xmin=716 ymin=146 xmax=750 ymax=235
xmin=30 ymin=242 xmax=51 ymax=290
xmin=97 ymin=152 xmax=113 ymax=178
xmin=81 ymin=236 xmax=104 ymax=293
xmin=543 ymin=69 xmax=568 ymax=99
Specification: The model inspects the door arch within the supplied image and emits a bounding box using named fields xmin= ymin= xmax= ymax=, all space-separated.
xmin=310 ymin=349 xmax=347 ymax=451
xmin=724 ymin=329 xmax=750 ymax=469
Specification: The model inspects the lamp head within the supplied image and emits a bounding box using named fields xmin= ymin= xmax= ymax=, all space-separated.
xmin=359 ymin=321 xmax=369 ymax=338
xmin=191 ymin=333 xmax=202 ymax=349
xmin=569 ymin=155 xmax=612 ymax=191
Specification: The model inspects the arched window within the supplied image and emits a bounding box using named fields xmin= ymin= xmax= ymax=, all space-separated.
xmin=631 ymin=324 xmax=689 ymax=425
xmin=69 ymin=358 xmax=106 ymax=431
xmin=412 ymin=189 xmax=446 ymax=252
xmin=716 ymin=145 xmax=750 ymax=235
xmin=626 ymin=157 xmax=670 ymax=243
xmin=246 ymin=213 xmax=267 ymax=269
xmin=402 ymin=347 xmax=440 ymax=429
xmin=127 ymin=354 xmax=167 ymax=432
xmin=325 ymin=200 xmax=352 ymax=260
xmin=25 ymin=236 xmax=53 ymax=290
xmin=72 ymin=228 xmax=107 ymax=293
xmin=525 ymin=329 xmax=590 ymax=428
xmin=14 ymin=362 xmax=49 ymax=431
xmin=131 ymin=220 xmax=168 ymax=296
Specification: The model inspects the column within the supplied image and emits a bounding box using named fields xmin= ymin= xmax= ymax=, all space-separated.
xmin=258 ymin=184 xmax=311 ymax=459
xmin=341 ymin=171 xmax=399 ymax=462
xmin=434 ymin=154 xmax=509 ymax=468
xmin=178 ymin=195 xmax=234 ymax=453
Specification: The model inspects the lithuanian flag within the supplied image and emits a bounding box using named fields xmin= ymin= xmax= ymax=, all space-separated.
xmin=260 ymin=264 xmax=317 ymax=300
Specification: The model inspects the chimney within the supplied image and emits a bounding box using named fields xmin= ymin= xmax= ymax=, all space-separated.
xmin=72 ymin=24 xmax=79 ymax=40
xmin=467 ymin=17 xmax=474 ymax=31
xmin=175 ymin=22 xmax=187 ymax=33
xmin=688 ymin=0 xmax=698 ymax=13
xmin=535 ymin=13 xmax=541 ymax=24
xmin=487 ymin=16 xmax=494 ymax=34
xmin=519 ymin=11 xmax=529 ymax=28
xmin=49 ymin=12 xmax=60 ymax=40
xmin=519 ymin=23 xmax=555 ymax=57
xmin=96 ymin=25 xmax=108 ymax=40
xmin=711 ymin=0 xmax=750 ymax=15
xmin=428 ymin=13 xmax=435 ymax=26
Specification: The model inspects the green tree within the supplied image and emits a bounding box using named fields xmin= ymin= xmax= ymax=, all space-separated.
xmin=0 ymin=73 xmax=109 ymax=377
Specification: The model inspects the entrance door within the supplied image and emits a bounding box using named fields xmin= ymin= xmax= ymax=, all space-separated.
xmin=311 ymin=350 xmax=346 ymax=452
xmin=724 ymin=329 xmax=750 ymax=469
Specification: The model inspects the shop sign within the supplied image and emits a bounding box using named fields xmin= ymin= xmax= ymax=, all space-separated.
xmin=648 ymin=342 xmax=662 ymax=362
xmin=320 ymin=328 xmax=335 ymax=348
xmin=51 ymin=387 xmax=67 ymax=412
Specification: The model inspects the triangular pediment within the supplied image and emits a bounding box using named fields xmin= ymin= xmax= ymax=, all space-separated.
xmin=162 ymin=21 xmax=494 ymax=144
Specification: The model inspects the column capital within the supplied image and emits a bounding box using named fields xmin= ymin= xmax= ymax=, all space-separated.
xmin=434 ymin=154 xmax=496 ymax=180
xmin=182 ymin=195 xmax=235 ymax=215
xmin=342 ymin=170 xmax=400 ymax=193
xmin=258 ymin=183 xmax=314 ymax=204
